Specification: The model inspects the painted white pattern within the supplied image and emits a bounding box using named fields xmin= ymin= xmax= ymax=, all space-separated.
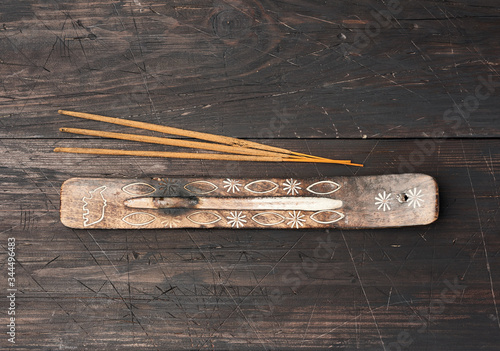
xmin=309 ymin=210 xmax=345 ymax=224
xmin=187 ymin=211 xmax=222 ymax=225
xmin=223 ymin=178 xmax=242 ymax=193
xmin=122 ymin=182 xmax=156 ymax=196
xmin=122 ymin=212 xmax=157 ymax=226
xmin=286 ymin=210 xmax=306 ymax=228
xmin=283 ymin=178 xmax=301 ymax=195
xmin=226 ymin=211 xmax=247 ymax=228
xmin=407 ymin=188 xmax=424 ymax=208
xmin=244 ymin=180 xmax=279 ymax=194
xmin=251 ymin=212 xmax=286 ymax=226
xmin=375 ymin=191 xmax=392 ymax=212
xmin=306 ymin=180 xmax=341 ymax=195
xmin=83 ymin=186 xmax=107 ymax=227
xmin=161 ymin=216 xmax=181 ymax=228
xmin=184 ymin=180 xmax=218 ymax=194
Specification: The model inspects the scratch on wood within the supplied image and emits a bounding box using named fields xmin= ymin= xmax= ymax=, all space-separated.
xmin=461 ymin=141 xmax=500 ymax=329
xmin=341 ymin=230 xmax=387 ymax=351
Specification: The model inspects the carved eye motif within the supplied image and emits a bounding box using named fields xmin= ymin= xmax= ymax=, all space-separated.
xmin=122 ymin=183 xmax=156 ymax=196
xmin=251 ymin=212 xmax=285 ymax=226
xmin=244 ymin=180 xmax=279 ymax=194
xmin=184 ymin=181 xmax=218 ymax=195
xmin=122 ymin=212 xmax=157 ymax=226
xmin=306 ymin=181 xmax=341 ymax=195
xmin=187 ymin=211 xmax=222 ymax=225
xmin=310 ymin=210 xmax=345 ymax=224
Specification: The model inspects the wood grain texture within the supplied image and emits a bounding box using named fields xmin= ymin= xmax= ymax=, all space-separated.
xmin=1 ymin=0 xmax=500 ymax=350
xmin=1 ymin=138 xmax=500 ymax=350
xmin=0 ymin=0 xmax=499 ymax=138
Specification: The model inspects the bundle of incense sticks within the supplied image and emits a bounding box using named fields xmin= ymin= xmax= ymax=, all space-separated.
xmin=54 ymin=110 xmax=362 ymax=166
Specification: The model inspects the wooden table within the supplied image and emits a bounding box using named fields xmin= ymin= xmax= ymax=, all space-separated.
xmin=1 ymin=1 xmax=499 ymax=350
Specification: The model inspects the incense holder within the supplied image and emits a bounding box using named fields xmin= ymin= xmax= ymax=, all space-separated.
xmin=60 ymin=173 xmax=438 ymax=229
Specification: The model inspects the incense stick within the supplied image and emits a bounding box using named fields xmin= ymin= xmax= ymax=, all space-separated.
xmin=57 ymin=110 xmax=337 ymax=163
xmin=54 ymin=147 xmax=358 ymax=165
xmin=59 ymin=127 xmax=353 ymax=164
xmin=56 ymin=110 xmax=363 ymax=166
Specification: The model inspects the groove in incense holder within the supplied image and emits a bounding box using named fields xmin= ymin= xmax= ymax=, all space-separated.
xmin=124 ymin=196 xmax=343 ymax=211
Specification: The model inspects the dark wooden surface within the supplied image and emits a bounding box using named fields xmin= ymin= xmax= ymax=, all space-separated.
xmin=1 ymin=1 xmax=499 ymax=350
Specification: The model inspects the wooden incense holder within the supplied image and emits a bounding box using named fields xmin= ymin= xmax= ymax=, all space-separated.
xmin=60 ymin=174 xmax=438 ymax=229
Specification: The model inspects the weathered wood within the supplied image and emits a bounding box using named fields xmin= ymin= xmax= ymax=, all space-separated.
xmin=1 ymin=0 xmax=500 ymax=350
xmin=0 ymin=1 xmax=499 ymax=139
xmin=60 ymin=174 xmax=438 ymax=229
xmin=1 ymin=138 xmax=499 ymax=349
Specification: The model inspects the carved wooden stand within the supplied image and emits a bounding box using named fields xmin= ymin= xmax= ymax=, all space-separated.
xmin=60 ymin=173 xmax=438 ymax=229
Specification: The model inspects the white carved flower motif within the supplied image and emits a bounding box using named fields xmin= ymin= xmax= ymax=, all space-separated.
xmin=375 ymin=191 xmax=392 ymax=212
xmin=161 ymin=216 xmax=181 ymax=228
xmin=406 ymin=188 xmax=424 ymax=208
xmin=286 ymin=210 xmax=306 ymax=228
xmin=227 ymin=211 xmax=247 ymax=228
xmin=283 ymin=178 xmax=301 ymax=195
xmin=223 ymin=178 xmax=242 ymax=193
